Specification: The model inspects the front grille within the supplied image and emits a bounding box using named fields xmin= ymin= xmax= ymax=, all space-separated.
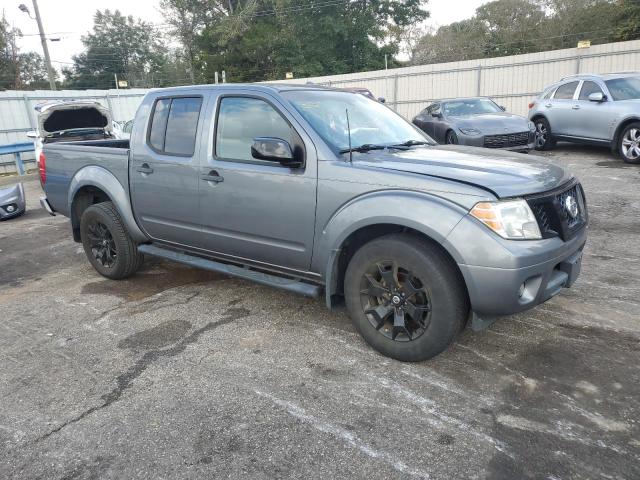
xmin=526 ymin=181 xmax=588 ymax=241
xmin=483 ymin=131 xmax=530 ymax=148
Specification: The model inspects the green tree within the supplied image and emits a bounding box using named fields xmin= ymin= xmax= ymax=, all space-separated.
xmin=0 ymin=15 xmax=20 ymax=90
xmin=163 ymin=0 xmax=429 ymax=83
xmin=18 ymin=52 xmax=52 ymax=89
xmin=614 ymin=0 xmax=640 ymax=41
xmin=63 ymin=9 xmax=168 ymax=89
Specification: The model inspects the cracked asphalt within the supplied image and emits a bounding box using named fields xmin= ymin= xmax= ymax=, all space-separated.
xmin=1 ymin=145 xmax=639 ymax=479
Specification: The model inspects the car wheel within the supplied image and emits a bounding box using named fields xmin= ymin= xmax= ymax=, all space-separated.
xmin=344 ymin=234 xmax=469 ymax=362
xmin=533 ymin=117 xmax=556 ymax=150
xmin=80 ymin=201 xmax=144 ymax=279
xmin=445 ymin=130 xmax=458 ymax=144
xmin=619 ymin=122 xmax=640 ymax=164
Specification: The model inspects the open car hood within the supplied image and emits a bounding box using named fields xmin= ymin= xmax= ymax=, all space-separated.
xmin=36 ymin=101 xmax=113 ymax=137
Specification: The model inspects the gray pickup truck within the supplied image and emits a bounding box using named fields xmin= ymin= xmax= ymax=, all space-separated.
xmin=40 ymin=84 xmax=588 ymax=361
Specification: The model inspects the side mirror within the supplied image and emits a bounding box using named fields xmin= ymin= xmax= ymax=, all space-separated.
xmin=377 ymin=97 xmax=386 ymax=103
xmin=26 ymin=131 xmax=37 ymax=139
xmin=431 ymin=111 xmax=442 ymax=118
xmin=588 ymin=92 xmax=606 ymax=102
xmin=251 ymin=137 xmax=300 ymax=167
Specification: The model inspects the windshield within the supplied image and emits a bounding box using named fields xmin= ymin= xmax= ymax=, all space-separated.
xmin=443 ymin=98 xmax=502 ymax=117
xmin=283 ymin=90 xmax=432 ymax=152
xmin=605 ymin=77 xmax=640 ymax=100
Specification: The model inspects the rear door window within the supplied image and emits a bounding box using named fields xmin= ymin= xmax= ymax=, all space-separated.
xmin=148 ymin=96 xmax=203 ymax=156
xmin=554 ymin=81 xmax=579 ymax=100
xmin=578 ymin=81 xmax=604 ymax=100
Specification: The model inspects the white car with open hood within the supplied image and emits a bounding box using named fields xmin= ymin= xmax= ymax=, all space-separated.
xmin=27 ymin=101 xmax=119 ymax=182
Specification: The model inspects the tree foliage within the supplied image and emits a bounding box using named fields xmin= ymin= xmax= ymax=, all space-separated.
xmin=0 ymin=14 xmax=53 ymax=90
xmin=63 ymin=10 xmax=168 ymax=89
xmin=412 ymin=0 xmax=640 ymax=65
xmin=162 ymin=0 xmax=429 ymax=83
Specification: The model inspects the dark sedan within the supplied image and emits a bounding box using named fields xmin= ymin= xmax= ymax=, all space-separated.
xmin=412 ymin=97 xmax=536 ymax=152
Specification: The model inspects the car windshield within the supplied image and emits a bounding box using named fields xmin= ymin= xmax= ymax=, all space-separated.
xmin=443 ymin=98 xmax=502 ymax=117
xmin=605 ymin=77 xmax=640 ymax=100
xmin=283 ymin=90 xmax=432 ymax=153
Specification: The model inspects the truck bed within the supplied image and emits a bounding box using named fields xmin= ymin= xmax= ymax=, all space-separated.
xmin=43 ymin=139 xmax=131 ymax=217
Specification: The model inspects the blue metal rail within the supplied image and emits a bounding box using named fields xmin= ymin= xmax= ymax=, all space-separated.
xmin=0 ymin=142 xmax=35 ymax=175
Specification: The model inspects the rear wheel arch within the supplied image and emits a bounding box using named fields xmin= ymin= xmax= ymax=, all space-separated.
xmin=67 ymin=166 xmax=148 ymax=244
xmin=70 ymin=186 xmax=112 ymax=242
xmin=612 ymin=117 xmax=640 ymax=151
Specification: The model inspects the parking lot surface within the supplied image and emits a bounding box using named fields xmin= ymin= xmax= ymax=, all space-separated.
xmin=0 ymin=145 xmax=639 ymax=479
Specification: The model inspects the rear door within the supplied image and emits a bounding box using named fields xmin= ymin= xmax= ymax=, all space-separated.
xmin=196 ymin=90 xmax=318 ymax=272
xmin=130 ymin=94 xmax=206 ymax=245
xmin=547 ymin=81 xmax=580 ymax=136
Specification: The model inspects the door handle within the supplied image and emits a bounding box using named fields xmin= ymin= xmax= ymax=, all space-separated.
xmin=136 ymin=163 xmax=153 ymax=174
xmin=201 ymin=170 xmax=224 ymax=183
xmin=572 ymin=105 xmax=581 ymax=110
xmin=545 ymin=103 xmax=552 ymax=108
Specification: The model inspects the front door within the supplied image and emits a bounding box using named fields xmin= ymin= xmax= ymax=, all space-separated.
xmin=130 ymin=94 xmax=205 ymax=245
xmin=572 ymin=80 xmax=619 ymax=141
xmin=197 ymin=92 xmax=317 ymax=272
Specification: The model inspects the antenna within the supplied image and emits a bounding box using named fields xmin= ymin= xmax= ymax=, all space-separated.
xmin=345 ymin=108 xmax=353 ymax=164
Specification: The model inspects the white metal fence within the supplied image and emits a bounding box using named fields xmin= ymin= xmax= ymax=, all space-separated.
xmin=2 ymin=39 xmax=640 ymax=172
xmin=273 ymin=39 xmax=640 ymax=119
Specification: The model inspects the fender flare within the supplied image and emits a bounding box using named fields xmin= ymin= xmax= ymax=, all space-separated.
xmin=315 ymin=189 xmax=469 ymax=308
xmin=68 ymin=165 xmax=148 ymax=243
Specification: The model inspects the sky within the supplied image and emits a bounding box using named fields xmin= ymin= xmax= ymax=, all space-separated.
xmin=5 ymin=0 xmax=490 ymax=73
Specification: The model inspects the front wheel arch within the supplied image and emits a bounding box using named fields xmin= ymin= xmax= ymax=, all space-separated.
xmin=326 ymin=223 xmax=468 ymax=312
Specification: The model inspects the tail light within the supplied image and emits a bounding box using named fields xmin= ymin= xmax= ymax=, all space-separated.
xmin=528 ymin=101 xmax=535 ymax=109
xmin=39 ymin=152 xmax=46 ymax=185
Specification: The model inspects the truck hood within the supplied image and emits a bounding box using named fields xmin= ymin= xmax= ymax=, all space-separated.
xmin=451 ymin=112 xmax=530 ymax=134
xmin=36 ymin=101 xmax=113 ymax=137
xmin=353 ymin=145 xmax=571 ymax=198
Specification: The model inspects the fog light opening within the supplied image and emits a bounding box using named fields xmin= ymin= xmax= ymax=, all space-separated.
xmin=518 ymin=282 xmax=526 ymax=298
xmin=6 ymin=205 xmax=15 ymax=213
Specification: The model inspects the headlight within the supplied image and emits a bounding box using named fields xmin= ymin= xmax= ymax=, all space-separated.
xmin=470 ymin=199 xmax=541 ymax=240
xmin=527 ymin=121 xmax=536 ymax=131
xmin=459 ymin=127 xmax=482 ymax=135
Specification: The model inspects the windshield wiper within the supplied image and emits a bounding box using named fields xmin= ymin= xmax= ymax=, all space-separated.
xmin=391 ymin=140 xmax=431 ymax=147
xmin=339 ymin=143 xmax=388 ymax=154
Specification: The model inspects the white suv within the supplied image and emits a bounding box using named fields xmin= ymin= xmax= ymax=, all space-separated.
xmin=529 ymin=73 xmax=640 ymax=163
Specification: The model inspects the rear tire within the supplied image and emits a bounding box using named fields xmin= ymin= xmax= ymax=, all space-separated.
xmin=618 ymin=122 xmax=640 ymax=164
xmin=533 ymin=117 xmax=556 ymax=151
xmin=80 ymin=201 xmax=143 ymax=279
xmin=344 ymin=234 xmax=469 ymax=362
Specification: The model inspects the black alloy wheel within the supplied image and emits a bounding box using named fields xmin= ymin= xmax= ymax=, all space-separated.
xmin=86 ymin=220 xmax=117 ymax=269
xmin=360 ymin=261 xmax=431 ymax=342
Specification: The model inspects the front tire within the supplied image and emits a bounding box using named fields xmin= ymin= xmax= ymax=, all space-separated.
xmin=80 ymin=201 xmax=143 ymax=279
xmin=344 ymin=234 xmax=469 ymax=362
xmin=618 ymin=122 xmax=640 ymax=164
xmin=533 ymin=117 xmax=556 ymax=151
xmin=445 ymin=130 xmax=459 ymax=144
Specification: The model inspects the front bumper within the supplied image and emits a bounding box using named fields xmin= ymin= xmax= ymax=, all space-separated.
xmin=456 ymin=226 xmax=587 ymax=317
xmin=459 ymin=131 xmax=535 ymax=152
xmin=0 ymin=183 xmax=26 ymax=220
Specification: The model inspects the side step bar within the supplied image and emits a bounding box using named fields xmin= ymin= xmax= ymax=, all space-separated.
xmin=137 ymin=244 xmax=323 ymax=298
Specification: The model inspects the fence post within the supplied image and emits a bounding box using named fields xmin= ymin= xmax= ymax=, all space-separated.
xmin=476 ymin=65 xmax=482 ymax=96
xmin=393 ymin=74 xmax=399 ymax=109
xmin=105 ymin=94 xmax=115 ymax=120
xmin=576 ymin=55 xmax=582 ymax=74
xmin=22 ymin=95 xmax=35 ymax=130
xmin=14 ymin=152 xmax=25 ymax=176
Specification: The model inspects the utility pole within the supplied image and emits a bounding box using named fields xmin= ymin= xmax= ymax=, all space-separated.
xmin=19 ymin=1 xmax=56 ymax=90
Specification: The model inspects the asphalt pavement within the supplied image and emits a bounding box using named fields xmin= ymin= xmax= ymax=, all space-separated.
xmin=0 ymin=145 xmax=638 ymax=479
